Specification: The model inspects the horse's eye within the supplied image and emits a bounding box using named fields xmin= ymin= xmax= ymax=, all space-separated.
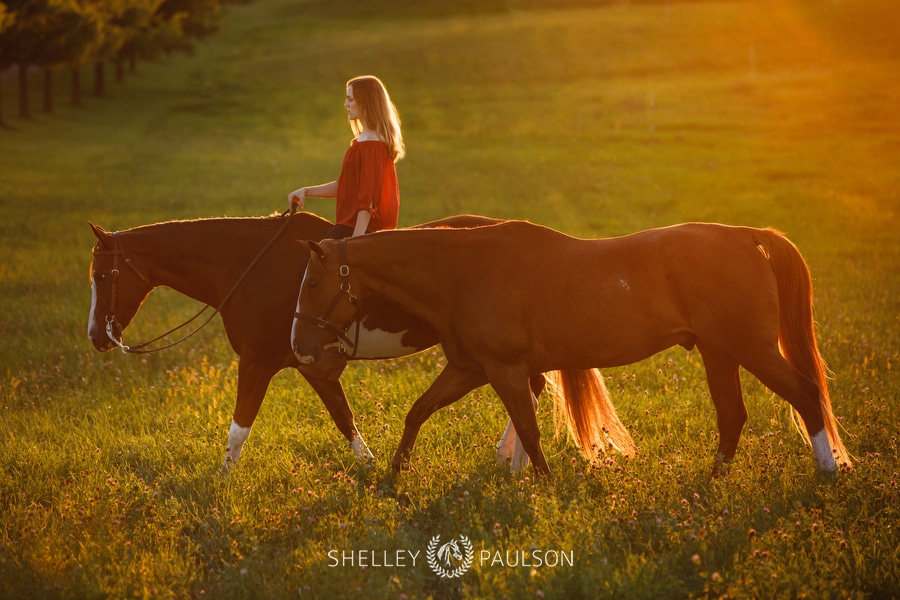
xmin=94 ymin=272 xmax=106 ymax=282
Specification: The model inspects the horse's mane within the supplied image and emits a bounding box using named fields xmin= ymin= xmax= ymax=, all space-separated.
xmin=401 ymin=215 xmax=512 ymax=233
xmin=122 ymin=212 xmax=331 ymax=234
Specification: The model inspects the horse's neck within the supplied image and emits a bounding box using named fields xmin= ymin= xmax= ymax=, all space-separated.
xmin=350 ymin=232 xmax=461 ymax=321
xmin=125 ymin=221 xmax=249 ymax=307
xmin=349 ymin=223 xmax=575 ymax=318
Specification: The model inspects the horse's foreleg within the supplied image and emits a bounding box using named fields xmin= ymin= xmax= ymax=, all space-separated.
xmin=301 ymin=373 xmax=373 ymax=461
xmin=698 ymin=344 xmax=746 ymax=477
xmin=497 ymin=374 xmax=544 ymax=471
xmin=225 ymin=358 xmax=280 ymax=472
xmin=392 ymin=364 xmax=486 ymax=473
xmin=225 ymin=421 xmax=252 ymax=471
xmin=489 ymin=367 xmax=550 ymax=476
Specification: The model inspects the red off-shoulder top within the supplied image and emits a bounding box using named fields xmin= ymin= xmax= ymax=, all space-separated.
xmin=336 ymin=140 xmax=399 ymax=232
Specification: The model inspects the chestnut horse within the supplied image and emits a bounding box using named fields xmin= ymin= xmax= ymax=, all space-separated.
xmin=87 ymin=212 xmax=539 ymax=471
xmin=292 ymin=221 xmax=851 ymax=476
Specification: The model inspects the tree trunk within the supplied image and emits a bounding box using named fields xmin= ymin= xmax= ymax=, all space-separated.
xmin=43 ymin=69 xmax=53 ymax=113
xmin=71 ymin=67 xmax=81 ymax=106
xmin=94 ymin=61 xmax=105 ymax=96
xmin=0 ymin=77 xmax=7 ymax=129
xmin=18 ymin=63 xmax=30 ymax=119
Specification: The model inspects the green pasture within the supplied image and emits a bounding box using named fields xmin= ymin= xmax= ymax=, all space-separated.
xmin=1 ymin=0 xmax=898 ymax=597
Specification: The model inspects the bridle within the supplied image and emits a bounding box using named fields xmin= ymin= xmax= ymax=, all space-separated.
xmin=94 ymin=213 xmax=293 ymax=354
xmin=92 ymin=233 xmax=166 ymax=353
xmin=294 ymin=239 xmax=362 ymax=357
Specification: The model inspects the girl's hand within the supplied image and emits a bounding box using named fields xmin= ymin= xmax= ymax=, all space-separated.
xmin=288 ymin=188 xmax=306 ymax=213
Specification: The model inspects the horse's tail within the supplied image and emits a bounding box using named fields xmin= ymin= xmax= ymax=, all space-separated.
xmin=547 ymin=369 xmax=636 ymax=462
xmin=757 ymin=229 xmax=852 ymax=468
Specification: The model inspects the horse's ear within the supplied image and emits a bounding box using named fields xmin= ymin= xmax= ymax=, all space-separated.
xmin=306 ymin=240 xmax=326 ymax=261
xmin=89 ymin=222 xmax=111 ymax=244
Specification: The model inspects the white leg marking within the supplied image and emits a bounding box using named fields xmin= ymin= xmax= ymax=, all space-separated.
xmin=497 ymin=419 xmax=517 ymax=462
xmin=810 ymin=429 xmax=837 ymax=472
xmin=497 ymin=419 xmax=531 ymax=472
xmin=510 ymin=433 xmax=530 ymax=473
xmin=223 ymin=421 xmax=252 ymax=471
xmin=351 ymin=434 xmax=374 ymax=460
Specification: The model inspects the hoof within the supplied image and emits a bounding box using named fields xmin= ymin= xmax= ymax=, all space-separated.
xmin=711 ymin=453 xmax=729 ymax=478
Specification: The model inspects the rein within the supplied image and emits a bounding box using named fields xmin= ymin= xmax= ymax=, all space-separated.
xmin=294 ymin=239 xmax=362 ymax=357
xmin=99 ymin=212 xmax=294 ymax=354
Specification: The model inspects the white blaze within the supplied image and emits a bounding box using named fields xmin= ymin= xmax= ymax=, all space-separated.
xmin=291 ymin=270 xmax=309 ymax=358
xmin=88 ymin=279 xmax=99 ymax=341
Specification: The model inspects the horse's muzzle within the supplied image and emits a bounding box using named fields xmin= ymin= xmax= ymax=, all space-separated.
xmin=292 ymin=341 xmax=349 ymax=381
xmin=292 ymin=341 xmax=321 ymax=365
xmin=91 ymin=336 xmax=117 ymax=352
xmin=295 ymin=354 xmax=315 ymax=365
xmin=88 ymin=322 xmax=117 ymax=352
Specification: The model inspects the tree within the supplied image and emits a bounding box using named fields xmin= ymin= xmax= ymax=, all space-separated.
xmin=0 ymin=0 xmax=98 ymax=115
xmin=34 ymin=2 xmax=98 ymax=111
xmin=0 ymin=2 xmax=15 ymax=127
xmin=110 ymin=0 xmax=165 ymax=82
xmin=93 ymin=0 xmax=228 ymax=94
xmin=0 ymin=0 xmax=40 ymax=119
xmin=0 ymin=0 xmax=252 ymax=125
xmin=155 ymin=0 xmax=223 ymax=55
xmin=90 ymin=0 xmax=130 ymax=97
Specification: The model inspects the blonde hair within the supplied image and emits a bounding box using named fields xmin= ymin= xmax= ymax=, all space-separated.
xmin=347 ymin=75 xmax=405 ymax=162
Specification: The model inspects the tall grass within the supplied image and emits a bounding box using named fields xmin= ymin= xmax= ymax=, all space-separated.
xmin=1 ymin=0 xmax=898 ymax=597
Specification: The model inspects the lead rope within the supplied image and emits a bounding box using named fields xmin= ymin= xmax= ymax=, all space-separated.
xmin=107 ymin=211 xmax=294 ymax=354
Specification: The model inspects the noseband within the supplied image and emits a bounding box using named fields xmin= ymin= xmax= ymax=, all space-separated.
xmin=294 ymin=239 xmax=362 ymax=357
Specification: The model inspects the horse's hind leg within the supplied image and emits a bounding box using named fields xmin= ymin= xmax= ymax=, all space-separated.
xmin=392 ymin=364 xmax=487 ymax=473
xmin=698 ymin=344 xmax=747 ymax=476
xmin=742 ymin=350 xmax=836 ymax=472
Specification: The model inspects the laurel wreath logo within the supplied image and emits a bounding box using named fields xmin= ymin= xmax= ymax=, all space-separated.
xmin=426 ymin=534 xmax=474 ymax=578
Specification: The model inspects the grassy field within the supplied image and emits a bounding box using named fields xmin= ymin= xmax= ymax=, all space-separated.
xmin=1 ymin=0 xmax=898 ymax=597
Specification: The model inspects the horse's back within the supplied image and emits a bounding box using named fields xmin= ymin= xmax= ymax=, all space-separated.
xmin=440 ymin=221 xmax=784 ymax=369
xmin=474 ymin=221 xmax=775 ymax=279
